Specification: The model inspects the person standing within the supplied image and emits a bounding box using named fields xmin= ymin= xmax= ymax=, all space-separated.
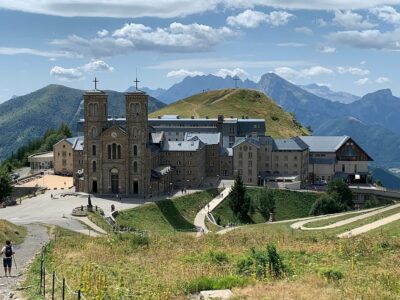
xmin=1 ymin=241 xmax=15 ymax=277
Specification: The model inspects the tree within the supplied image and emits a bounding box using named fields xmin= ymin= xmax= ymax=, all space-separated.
xmin=58 ymin=123 xmax=72 ymax=138
xmin=327 ymin=179 xmax=354 ymax=209
xmin=229 ymin=174 xmax=250 ymax=220
xmin=0 ymin=167 xmax=12 ymax=203
xmin=256 ymin=188 xmax=275 ymax=219
xmin=309 ymin=193 xmax=344 ymax=216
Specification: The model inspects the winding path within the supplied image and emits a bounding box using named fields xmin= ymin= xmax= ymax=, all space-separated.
xmin=290 ymin=203 xmax=400 ymax=231
xmin=194 ymin=184 xmax=233 ymax=236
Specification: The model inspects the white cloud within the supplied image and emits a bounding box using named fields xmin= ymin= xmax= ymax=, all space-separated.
xmin=2 ymin=1 xmax=400 ymax=18
xmin=302 ymin=66 xmax=334 ymax=76
xmin=333 ymin=10 xmax=377 ymax=29
xmin=337 ymin=66 xmax=370 ymax=76
xmin=50 ymin=66 xmax=84 ymax=81
xmin=277 ymin=42 xmax=305 ymax=47
xmin=360 ymin=60 xmax=366 ymax=65
xmin=52 ymin=22 xmax=236 ymax=57
xmin=166 ymin=69 xmax=204 ymax=78
xmin=317 ymin=45 xmax=336 ymax=53
xmin=97 ymin=29 xmax=109 ymax=38
xmin=226 ymin=10 xmax=294 ymax=28
xmin=295 ymin=26 xmax=313 ymax=35
xmin=376 ymin=76 xmax=391 ymax=83
xmin=214 ymin=68 xmax=249 ymax=79
xmin=274 ymin=66 xmax=333 ymax=79
xmin=81 ymin=60 xmax=114 ymax=72
xmin=0 ymin=47 xmax=72 ymax=58
xmin=329 ymin=28 xmax=400 ymax=50
xmin=315 ymin=18 xmax=328 ymax=26
xmin=146 ymin=58 xmax=306 ymax=69
xmin=371 ymin=6 xmax=400 ymax=24
xmin=50 ymin=60 xmax=114 ymax=81
xmin=354 ymin=77 xmax=370 ymax=85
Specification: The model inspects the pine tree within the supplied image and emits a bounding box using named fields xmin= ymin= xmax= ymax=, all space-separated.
xmin=229 ymin=174 xmax=250 ymax=220
xmin=0 ymin=167 xmax=12 ymax=203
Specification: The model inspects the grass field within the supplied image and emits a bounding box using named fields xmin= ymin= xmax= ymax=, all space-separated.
xmin=213 ymin=188 xmax=321 ymax=225
xmin=0 ymin=219 xmax=26 ymax=244
xmin=303 ymin=210 xmax=371 ymax=228
xmin=23 ymin=217 xmax=400 ymax=299
xmin=115 ymin=189 xmax=220 ymax=232
xmin=150 ymin=89 xmax=309 ymax=138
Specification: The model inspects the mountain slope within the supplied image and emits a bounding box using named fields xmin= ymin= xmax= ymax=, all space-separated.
xmin=154 ymin=75 xmax=258 ymax=104
xmin=257 ymin=73 xmax=346 ymax=128
xmin=150 ymin=89 xmax=309 ymax=138
xmin=0 ymin=84 xmax=165 ymax=161
xmin=300 ymin=83 xmax=359 ymax=103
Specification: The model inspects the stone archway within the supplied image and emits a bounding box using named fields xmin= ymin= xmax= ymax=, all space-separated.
xmin=110 ymin=168 xmax=119 ymax=194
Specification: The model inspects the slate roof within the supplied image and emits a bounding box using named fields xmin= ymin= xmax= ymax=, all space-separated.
xmin=162 ymin=140 xmax=205 ymax=152
xmin=272 ymin=137 xmax=308 ymax=151
xmin=184 ymin=132 xmax=221 ymax=145
xmin=299 ymin=136 xmax=349 ymax=153
xmin=151 ymin=132 xmax=164 ymax=144
xmin=232 ymin=136 xmax=260 ymax=148
xmin=65 ymin=136 xmax=84 ymax=151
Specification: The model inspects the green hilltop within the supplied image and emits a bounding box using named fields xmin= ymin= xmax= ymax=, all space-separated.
xmin=150 ymin=89 xmax=309 ymax=138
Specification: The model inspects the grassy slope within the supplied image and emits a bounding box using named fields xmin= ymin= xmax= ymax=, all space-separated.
xmin=116 ymin=189 xmax=219 ymax=232
xmin=0 ymin=220 xmax=27 ymax=244
xmin=213 ymin=188 xmax=321 ymax=225
xmin=150 ymin=89 xmax=309 ymax=138
xmin=24 ymin=217 xmax=400 ymax=299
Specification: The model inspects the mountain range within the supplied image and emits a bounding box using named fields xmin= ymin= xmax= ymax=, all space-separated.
xmin=135 ymin=73 xmax=400 ymax=170
xmin=0 ymin=85 xmax=165 ymax=161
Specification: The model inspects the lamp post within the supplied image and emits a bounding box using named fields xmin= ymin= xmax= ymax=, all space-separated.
xmin=169 ymin=182 xmax=173 ymax=196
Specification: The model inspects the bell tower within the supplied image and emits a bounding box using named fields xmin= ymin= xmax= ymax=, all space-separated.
xmin=125 ymin=78 xmax=151 ymax=196
xmin=83 ymin=77 xmax=108 ymax=193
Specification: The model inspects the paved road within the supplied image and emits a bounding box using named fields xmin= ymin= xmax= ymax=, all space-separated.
xmin=0 ymin=189 xmax=139 ymax=234
xmin=0 ymin=224 xmax=49 ymax=299
xmin=338 ymin=212 xmax=400 ymax=238
xmin=290 ymin=204 xmax=400 ymax=230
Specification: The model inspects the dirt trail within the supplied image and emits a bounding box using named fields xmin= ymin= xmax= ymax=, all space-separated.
xmin=0 ymin=224 xmax=49 ymax=299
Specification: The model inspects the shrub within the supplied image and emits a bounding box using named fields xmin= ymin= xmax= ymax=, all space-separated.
xmin=320 ymin=268 xmax=344 ymax=281
xmin=237 ymin=244 xmax=288 ymax=279
xmin=309 ymin=194 xmax=344 ymax=216
xmin=256 ymin=188 xmax=275 ymax=219
xmin=208 ymin=251 xmax=229 ymax=265
xmin=327 ymin=179 xmax=354 ymax=209
xmin=183 ymin=275 xmax=248 ymax=293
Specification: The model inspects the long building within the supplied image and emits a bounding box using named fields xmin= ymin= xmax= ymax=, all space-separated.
xmin=67 ymin=87 xmax=373 ymax=196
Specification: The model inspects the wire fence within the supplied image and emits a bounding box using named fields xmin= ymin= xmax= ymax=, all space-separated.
xmin=39 ymin=243 xmax=87 ymax=300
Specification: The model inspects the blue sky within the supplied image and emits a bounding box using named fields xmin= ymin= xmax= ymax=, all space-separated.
xmin=1 ymin=1 xmax=400 ymax=102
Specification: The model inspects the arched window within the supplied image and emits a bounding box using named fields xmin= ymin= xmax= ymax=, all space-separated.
xmin=112 ymin=143 xmax=117 ymax=159
xmin=107 ymin=145 xmax=111 ymax=159
xmin=131 ymin=102 xmax=141 ymax=114
xmin=133 ymin=161 xmax=138 ymax=173
xmin=133 ymin=145 xmax=138 ymax=156
xmin=91 ymin=127 xmax=97 ymax=138
xmin=92 ymin=145 xmax=96 ymax=156
xmin=117 ymin=145 xmax=122 ymax=159
xmin=93 ymin=103 xmax=99 ymax=116
xmin=92 ymin=161 xmax=97 ymax=172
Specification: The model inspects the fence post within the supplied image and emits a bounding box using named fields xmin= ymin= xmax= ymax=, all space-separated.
xmin=43 ymin=267 xmax=46 ymax=297
xmin=62 ymin=278 xmax=65 ymax=300
xmin=39 ymin=257 xmax=43 ymax=294
xmin=52 ymin=271 xmax=55 ymax=300
xmin=78 ymin=289 xmax=81 ymax=299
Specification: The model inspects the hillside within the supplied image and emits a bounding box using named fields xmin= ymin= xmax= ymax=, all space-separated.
xmin=0 ymin=85 xmax=165 ymax=161
xmin=150 ymin=89 xmax=309 ymax=138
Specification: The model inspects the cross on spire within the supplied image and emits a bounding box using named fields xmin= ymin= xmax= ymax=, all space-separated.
xmin=233 ymin=76 xmax=240 ymax=88
xmin=134 ymin=77 xmax=140 ymax=91
xmin=93 ymin=77 xmax=99 ymax=90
